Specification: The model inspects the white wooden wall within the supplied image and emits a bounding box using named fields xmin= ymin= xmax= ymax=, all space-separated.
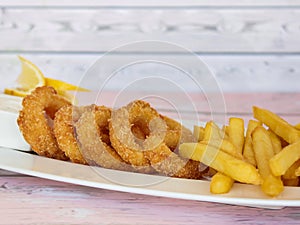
xmin=0 ymin=0 xmax=299 ymax=92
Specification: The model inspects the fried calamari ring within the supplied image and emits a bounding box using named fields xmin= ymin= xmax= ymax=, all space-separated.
xmin=54 ymin=105 xmax=88 ymax=164
xmin=162 ymin=115 xmax=196 ymax=150
xmin=144 ymin=116 xmax=202 ymax=179
xmin=109 ymin=100 xmax=203 ymax=179
xmin=144 ymin=144 xmax=203 ymax=179
xmin=109 ymin=100 xmax=166 ymax=167
xmin=17 ymin=86 xmax=71 ymax=160
xmin=75 ymin=105 xmax=138 ymax=171
xmin=76 ymin=105 xmax=155 ymax=173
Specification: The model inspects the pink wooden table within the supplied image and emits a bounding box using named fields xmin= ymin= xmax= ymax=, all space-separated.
xmin=1 ymin=93 xmax=300 ymax=225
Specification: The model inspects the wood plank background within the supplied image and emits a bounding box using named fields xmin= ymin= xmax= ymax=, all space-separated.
xmin=0 ymin=1 xmax=299 ymax=121
xmin=1 ymin=8 xmax=300 ymax=53
xmin=0 ymin=2 xmax=299 ymax=94
xmin=0 ymin=1 xmax=299 ymax=117
xmin=2 ymin=0 xmax=300 ymax=7
xmin=2 ymin=54 xmax=300 ymax=93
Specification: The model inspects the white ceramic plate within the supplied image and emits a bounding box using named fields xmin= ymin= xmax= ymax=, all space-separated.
xmin=1 ymin=147 xmax=300 ymax=209
xmin=1 ymin=94 xmax=300 ymax=209
xmin=0 ymin=94 xmax=30 ymax=151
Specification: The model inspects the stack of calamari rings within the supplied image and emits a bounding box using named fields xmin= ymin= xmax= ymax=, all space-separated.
xmin=17 ymin=86 xmax=205 ymax=179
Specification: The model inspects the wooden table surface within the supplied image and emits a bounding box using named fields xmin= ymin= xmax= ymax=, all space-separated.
xmin=1 ymin=171 xmax=300 ymax=225
xmin=1 ymin=93 xmax=300 ymax=225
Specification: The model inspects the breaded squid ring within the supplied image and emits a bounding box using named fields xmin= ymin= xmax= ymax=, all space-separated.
xmin=144 ymin=144 xmax=203 ymax=179
xmin=75 ymin=105 xmax=144 ymax=171
xmin=145 ymin=116 xmax=202 ymax=179
xmin=162 ymin=115 xmax=196 ymax=150
xmin=75 ymin=105 xmax=155 ymax=173
xmin=17 ymin=86 xmax=71 ymax=160
xmin=109 ymin=100 xmax=203 ymax=179
xmin=54 ymin=105 xmax=88 ymax=164
xmin=109 ymin=100 xmax=166 ymax=167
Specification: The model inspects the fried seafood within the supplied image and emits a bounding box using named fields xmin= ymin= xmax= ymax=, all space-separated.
xmin=75 ymin=105 xmax=137 ymax=171
xmin=132 ymin=112 xmax=202 ymax=178
xmin=54 ymin=105 xmax=88 ymax=164
xmin=162 ymin=115 xmax=196 ymax=150
xmin=145 ymin=116 xmax=202 ymax=179
xmin=17 ymin=86 xmax=71 ymax=160
xmin=109 ymin=100 xmax=202 ymax=178
xmin=109 ymin=100 xmax=164 ymax=167
xmin=144 ymin=145 xmax=203 ymax=179
xmin=17 ymin=87 xmax=202 ymax=179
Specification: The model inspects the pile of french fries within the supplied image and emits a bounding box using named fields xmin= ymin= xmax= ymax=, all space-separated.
xmin=179 ymin=106 xmax=300 ymax=197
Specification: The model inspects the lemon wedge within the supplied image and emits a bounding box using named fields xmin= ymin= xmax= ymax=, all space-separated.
xmin=16 ymin=56 xmax=46 ymax=90
xmin=4 ymin=56 xmax=89 ymax=102
xmin=4 ymin=56 xmax=46 ymax=97
xmin=45 ymin=78 xmax=89 ymax=92
xmin=4 ymin=88 xmax=30 ymax=98
xmin=44 ymin=78 xmax=89 ymax=103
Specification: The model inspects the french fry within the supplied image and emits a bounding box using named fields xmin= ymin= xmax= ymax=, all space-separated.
xmin=282 ymin=159 xmax=300 ymax=186
xmin=253 ymin=106 xmax=300 ymax=144
xmin=179 ymin=142 xmax=261 ymax=185
xmin=269 ymin=140 xmax=300 ymax=176
xmin=210 ymin=118 xmax=245 ymax=194
xmin=202 ymin=121 xmax=243 ymax=159
xmin=268 ymin=129 xmax=282 ymax=155
xmin=252 ymin=126 xmax=284 ymax=196
xmin=200 ymin=139 xmax=243 ymax=160
xmin=193 ymin=125 xmax=205 ymax=142
xmin=222 ymin=125 xmax=230 ymax=140
xmin=222 ymin=125 xmax=229 ymax=134
xmin=183 ymin=107 xmax=300 ymax=196
xmin=261 ymin=175 xmax=284 ymax=197
xmin=210 ymin=172 xmax=234 ymax=194
xmin=203 ymin=121 xmax=226 ymax=141
xmin=283 ymin=159 xmax=300 ymax=180
xmin=243 ymin=120 xmax=261 ymax=166
xmin=228 ymin=118 xmax=245 ymax=153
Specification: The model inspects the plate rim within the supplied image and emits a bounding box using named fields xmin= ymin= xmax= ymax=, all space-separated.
xmin=1 ymin=147 xmax=300 ymax=209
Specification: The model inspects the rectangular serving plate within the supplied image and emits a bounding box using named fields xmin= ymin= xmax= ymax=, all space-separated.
xmin=1 ymin=147 xmax=300 ymax=209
